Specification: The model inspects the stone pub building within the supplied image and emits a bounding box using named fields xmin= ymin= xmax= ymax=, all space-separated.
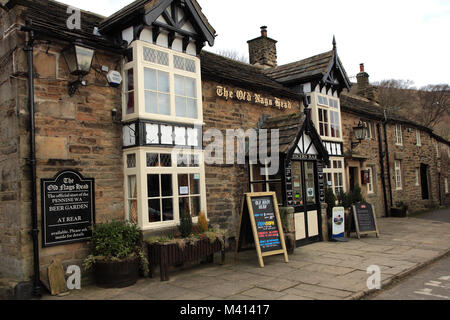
xmin=0 ymin=0 xmax=448 ymax=298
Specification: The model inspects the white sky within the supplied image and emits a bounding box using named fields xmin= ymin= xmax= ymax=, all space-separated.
xmin=59 ymin=0 xmax=450 ymax=88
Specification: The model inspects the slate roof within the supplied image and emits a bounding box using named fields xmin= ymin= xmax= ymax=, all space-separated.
xmin=340 ymin=93 xmax=428 ymax=130
xmin=13 ymin=0 xmax=124 ymax=51
xmin=259 ymin=113 xmax=306 ymax=154
xmin=264 ymin=50 xmax=334 ymax=84
xmin=200 ymin=50 xmax=303 ymax=101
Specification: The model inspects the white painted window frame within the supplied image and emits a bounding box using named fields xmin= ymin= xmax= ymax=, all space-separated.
xmin=122 ymin=41 xmax=203 ymax=126
xmin=123 ymin=147 xmax=207 ymax=231
xmin=394 ymin=160 xmax=402 ymax=190
xmin=395 ymin=124 xmax=403 ymax=146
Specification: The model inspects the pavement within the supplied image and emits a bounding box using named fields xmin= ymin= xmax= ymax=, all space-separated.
xmin=41 ymin=208 xmax=450 ymax=301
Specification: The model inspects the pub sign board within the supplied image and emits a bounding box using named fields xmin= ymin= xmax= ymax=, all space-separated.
xmin=352 ymin=202 xmax=379 ymax=239
xmin=236 ymin=192 xmax=289 ymax=268
xmin=41 ymin=170 xmax=95 ymax=247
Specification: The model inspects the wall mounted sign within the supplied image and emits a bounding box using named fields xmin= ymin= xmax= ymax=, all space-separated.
xmin=41 ymin=170 xmax=95 ymax=247
xmin=352 ymin=202 xmax=379 ymax=239
xmin=332 ymin=207 xmax=346 ymax=241
xmin=216 ymin=86 xmax=293 ymax=110
xmin=236 ymin=192 xmax=289 ymax=268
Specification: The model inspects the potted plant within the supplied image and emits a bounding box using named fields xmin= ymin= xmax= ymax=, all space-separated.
xmin=83 ymin=220 xmax=149 ymax=288
xmin=391 ymin=201 xmax=408 ymax=217
xmin=146 ymin=212 xmax=226 ymax=281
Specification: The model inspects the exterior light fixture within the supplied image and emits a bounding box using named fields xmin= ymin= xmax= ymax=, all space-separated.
xmin=351 ymin=121 xmax=367 ymax=149
xmin=62 ymin=40 xmax=95 ymax=96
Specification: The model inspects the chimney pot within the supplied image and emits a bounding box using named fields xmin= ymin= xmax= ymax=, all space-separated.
xmin=260 ymin=26 xmax=267 ymax=37
xmin=360 ymin=63 xmax=365 ymax=72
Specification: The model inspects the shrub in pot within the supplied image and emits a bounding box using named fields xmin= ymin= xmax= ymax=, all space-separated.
xmin=83 ymin=220 xmax=149 ymax=288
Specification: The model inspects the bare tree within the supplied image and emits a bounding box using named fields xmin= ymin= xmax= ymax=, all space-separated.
xmin=415 ymin=84 xmax=450 ymax=129
xmin=215 ymin=49 xmax=249 ymax=63
xmin=373 ymin=79 xmax=417 ymax=112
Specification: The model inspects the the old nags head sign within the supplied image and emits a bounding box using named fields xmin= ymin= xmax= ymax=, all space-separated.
xmin=236 ymin=192 xmax=289 ymax=268
xmin=41 ymin=170 xmax=95 ymax=247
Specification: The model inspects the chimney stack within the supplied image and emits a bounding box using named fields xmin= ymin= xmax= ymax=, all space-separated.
xmin=356 ymin=63 xmax=370 ymax=94
xmin=247 ymin=26 xmax=277 ymax=69
xmin=356 ymin=63 xmax=378 ymax=102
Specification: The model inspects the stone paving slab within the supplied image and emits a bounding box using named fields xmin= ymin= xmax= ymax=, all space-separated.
xmin=41 ymin=214 xmax=450 ymax=301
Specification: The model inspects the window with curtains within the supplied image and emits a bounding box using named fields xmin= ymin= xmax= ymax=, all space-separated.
xmin=124 ymin=148 xmax=206 ymax=230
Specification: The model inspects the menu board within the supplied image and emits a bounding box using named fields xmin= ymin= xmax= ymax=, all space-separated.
xmin=41 ymin=170 xmax=95 ymax=247
xmin=236 ymin=192 xmax=289 ymax=268
xmin=352 ymin=202 xmax=379 ymax=239
xmin=251 ymin=196 xmax=282 ymax=253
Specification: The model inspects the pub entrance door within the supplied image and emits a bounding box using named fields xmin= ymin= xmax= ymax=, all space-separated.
xmin=291 ymin=160 xmax=321 ymax=247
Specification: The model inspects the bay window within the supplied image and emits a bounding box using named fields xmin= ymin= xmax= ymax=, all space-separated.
xmin=317 ymin=94 xmax=341 ymax=139
xmin=122 ymin=40 xmax=206 ymax=231
xmin=124 ymin=149 xmax=206 ymax=230
xmin=122 ymin=41 xmax=202 ymax=124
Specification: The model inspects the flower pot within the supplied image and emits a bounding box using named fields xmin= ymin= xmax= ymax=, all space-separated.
xmin=93 ymin=256 xmax=140 ymax=288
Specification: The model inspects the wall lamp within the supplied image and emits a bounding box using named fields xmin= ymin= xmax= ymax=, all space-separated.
xmin=62 ymin=40 xmax=95 ymax=96
xmin=351 ymin=121 xmax=367 ymax=149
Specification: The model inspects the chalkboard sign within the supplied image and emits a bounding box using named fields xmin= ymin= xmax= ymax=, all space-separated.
xmin=236 ymin=192 xmax=289 ymax=268
xmin=352 ymin=202 xmax=379 ymax=239
xmin=41 ymin=170 xmax=95 ymax=247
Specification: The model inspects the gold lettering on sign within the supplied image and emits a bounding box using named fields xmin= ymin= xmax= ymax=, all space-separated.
xmin=215 ymin=86 xmax=293 ymax=110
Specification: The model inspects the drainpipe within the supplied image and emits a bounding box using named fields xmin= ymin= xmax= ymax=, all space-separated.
xmin=377 ymin=123 xmax=389 ymax=217
xmin=19 ymin=20 xmax=41 ymax=297
xmin=383 ymin=115 xmax=393 ymax=211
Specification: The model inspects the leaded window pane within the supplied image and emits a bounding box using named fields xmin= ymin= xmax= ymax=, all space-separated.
xmin=160 ymin=154 xmax=172 ymax=167
xmin=185 ymin=59 xmax=196 ymax=73
xmin=127 ymin=154 xmax=136 ymax=168
xmin=147 ymin=153 xmax=159 ymax=167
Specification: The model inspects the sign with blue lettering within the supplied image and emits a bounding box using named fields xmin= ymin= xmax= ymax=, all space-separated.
xmin=236 ymin=192 xmax=289 ymax=268
xmin=41 ymin=170 xmax=95 ymax=247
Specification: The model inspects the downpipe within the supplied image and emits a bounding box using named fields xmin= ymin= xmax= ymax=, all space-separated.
xmin=19 ymin=20 xmax=41 ymax=298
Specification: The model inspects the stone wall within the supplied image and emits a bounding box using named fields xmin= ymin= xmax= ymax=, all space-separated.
xmin=0 ymin=6 xmax=33 ymax=294
xmin=341 ymin=111 xmax=385 ymax=217
xmin=29 ymin=41 xmax=124 ymax=274
xmin=341 ymin=108 xmax=449 ymax=216
xmin=202 ymin=79 xmax=301 ymax=238
xmin=0 ymin=9 xmax=125 ymax=292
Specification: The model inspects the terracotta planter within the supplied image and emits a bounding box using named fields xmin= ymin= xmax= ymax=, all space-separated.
xmin=148 ymin=237 xmax=225 ymax=281
xmin=93 ymin=256 xmax=140 ymax=288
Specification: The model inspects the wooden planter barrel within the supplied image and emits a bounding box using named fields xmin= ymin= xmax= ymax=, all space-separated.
xmin=148 ymin=237 xmax=226 ymax=281
xmin=93 ymin=256 xmax=140 ymax=288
